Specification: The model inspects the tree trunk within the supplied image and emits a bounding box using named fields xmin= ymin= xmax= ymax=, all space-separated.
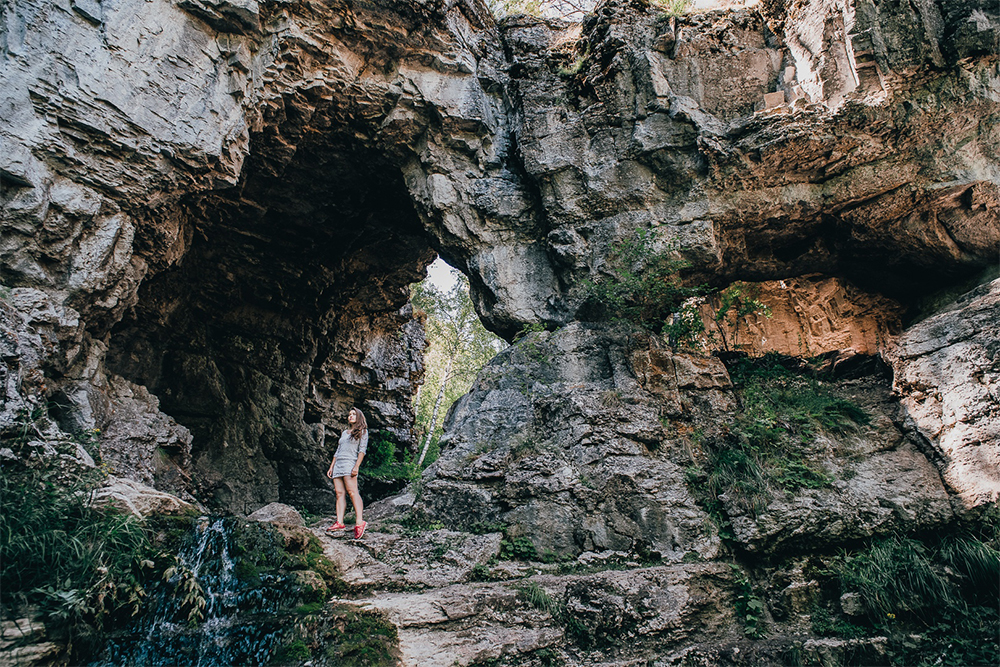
xmin=417 ymin=353 xmax=454 ymax=467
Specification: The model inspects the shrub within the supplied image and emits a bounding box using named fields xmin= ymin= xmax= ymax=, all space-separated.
xmin=0 ymin=464 xmax=155 ymax=657
xmin=582 ymin=228 xmax=709 ymax=344
xmin=500 ymin=535 xmax=538 ymax=561
xmin=362 ymin=438 xmax=418 ymax=481
xmin=730 ymin=564 xmax=767 ymax=638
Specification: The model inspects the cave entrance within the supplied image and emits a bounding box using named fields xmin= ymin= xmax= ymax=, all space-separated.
xmin=106 ymin=127 xmax=437 ymax=514
xmin=410 ymin=258 xmax=507 ymax=472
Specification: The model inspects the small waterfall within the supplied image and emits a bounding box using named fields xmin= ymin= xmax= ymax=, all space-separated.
xmin=98 ymin=517 xmax=298 ymax=667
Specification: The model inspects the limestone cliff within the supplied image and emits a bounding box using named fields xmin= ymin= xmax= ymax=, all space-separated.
xmin=3 ymin=0 xmax=997 ymax=513
xmin=2 ymin=0 xmax=1000 ymax=663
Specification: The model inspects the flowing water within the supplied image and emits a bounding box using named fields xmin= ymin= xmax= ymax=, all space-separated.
xmin=97 ymin=517 xmax=298 ymax=666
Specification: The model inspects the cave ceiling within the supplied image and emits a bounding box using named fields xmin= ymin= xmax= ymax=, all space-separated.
xmin=1 ymin=0 xmax=998 ymax=510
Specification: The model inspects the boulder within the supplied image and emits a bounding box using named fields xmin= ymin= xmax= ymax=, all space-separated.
xmin=90 ymin=475 xmax=198 ymax=518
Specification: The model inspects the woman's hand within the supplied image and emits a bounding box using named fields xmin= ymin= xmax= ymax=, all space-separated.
xmin=351 ymin=467 xmax=359 ymax=477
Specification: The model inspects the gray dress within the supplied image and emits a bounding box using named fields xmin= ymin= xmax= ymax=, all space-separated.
xmin=331 ymin=429 xmax=368 ymax=477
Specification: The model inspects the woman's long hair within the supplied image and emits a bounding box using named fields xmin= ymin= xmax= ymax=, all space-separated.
xmin=350 ymin=407 xmax=368 ymax=441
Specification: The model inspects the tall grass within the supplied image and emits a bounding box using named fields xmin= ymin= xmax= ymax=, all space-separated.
xmin=837 ymin=526 xmax=1000 ymax=666
xmin=840 ymin=536 xmax=950 ymax=622
xmin=0 ymin=464 xmax=153 ymax=653
xmin=695 ymin=354 xmax=867 ymax=518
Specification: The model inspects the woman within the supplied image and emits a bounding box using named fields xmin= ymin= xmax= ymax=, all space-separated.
xmin=326 ymin=407 xmax=369 ymax=539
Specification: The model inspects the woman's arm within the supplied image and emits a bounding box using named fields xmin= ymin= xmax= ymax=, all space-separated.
xmin=327 ymin=455 xmax=336 ymax=478
xmin=351 ymin=431 xmax=368 ymax=477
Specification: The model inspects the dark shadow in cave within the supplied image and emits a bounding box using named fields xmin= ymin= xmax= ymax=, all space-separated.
xmin=107 ymin=123 xmax=436 ymax=514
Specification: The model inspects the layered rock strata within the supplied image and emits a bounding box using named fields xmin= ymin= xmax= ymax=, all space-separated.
xmin=1 ymin=0 xmax=998 ymax=512
xmin=420 ymin=322 xmax=955 ymax=557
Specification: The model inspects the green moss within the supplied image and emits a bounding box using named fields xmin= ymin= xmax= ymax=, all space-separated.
xmin=294 ymin=601 xmax=324 ymax=616
xmin=322 ymin=605 xmax=398 ymax=666
xmin=234 ymin=559 xmax=261 ymax=586
xmin=269 ymin=638 xmax=311 ymax=665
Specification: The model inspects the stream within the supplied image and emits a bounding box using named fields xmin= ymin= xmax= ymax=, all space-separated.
xmin=96 ymin=517 xmax=298 ymax=666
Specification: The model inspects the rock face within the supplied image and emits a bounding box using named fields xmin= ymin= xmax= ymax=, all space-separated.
xmin=695 ymin=274 xmax=903 ymax=357
xmin=887 ymin=277 xmax=1000 ymax=509
xmin=422 ymin=324 xmax=728 ymax=561
xmin=1 ymin=0 xmax=997 ymax=516
xmin=420 ymin=323 xmax=954 ymax=556
xmin=2 ymin=0 xmax=999 ymax=663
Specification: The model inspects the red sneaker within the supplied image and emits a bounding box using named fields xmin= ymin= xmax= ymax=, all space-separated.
xmin=326 ymin=522 xmax=346 ymax=532
xmin=354 ymin=521 xmax=368 ymax=539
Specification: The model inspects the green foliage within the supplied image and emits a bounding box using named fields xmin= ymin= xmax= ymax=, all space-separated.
xmin=234 ymin=559 xmax=262 ymax=586
xmin=840 ymin=535 xmax=987 ymax=623
xmin=710 ymin=282 xmax=772 ymax=352
xmin=294 ymin=601 xmax=324 ymax=616
xmin=362 ymin=438 xmax=418 ymax=482
xmin=510 ymin=437 xmax=541 ymax=460
xmin=771 ymin=456 xmax=832 ymax=491
xmin=468 ymin=520 xmax=506 ymax=535
xmin=500 ymin=535 xmax=539 ymax=561
xmin=486 ymin=0 xmax=543 ymax=18
xmin=810 ymin=605 xmax=868 ymax=639
xmin=706 ymin=448 xmax=769 ymax=516
xmin=730 ymin=564 xmax=767 ymax=638
xmin=412 ymin=266 xmax=505 ymax=468
xmin=729 ymin=354 xmax=871 ymax=439
xmin=270 ymin=638 xmax=311 ymax=664
xmin=514 ymin=582 xmax=600 ymax=649
xmin=558 ymin=45 xmax=590 ymax=77
xmin=834 ymin=526 xmax=1000 ymax=666
xmin=322 ymin=605 xmax=398 ymax=667
xmin=517 ymin=581 xmax=561 ymax=617
xmin=0 ymin=463 xmax=155 ymax=652
xmin=513 ymin=322 xmax=547 ymax=342
xmin=390 ymin=511 xmax=445 ymax=536
xmin=534 ymin=647 xmax=563 ymax=667
xmin=651 ymin=0 xmax=693 ymax=16
xmin=694 ymin=355 xmax=868 ymax=521
xmin=583 ymin=228 xmax=708 ymax=345
xmin=584 ymin=230 xmax=772 ymax=351
xmin=468 ymin=564 xmax=499 ymax=582
xmin=162 ymin=561 xmax=207 ymax=624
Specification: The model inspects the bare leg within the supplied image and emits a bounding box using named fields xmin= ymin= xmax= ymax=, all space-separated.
xmin=333 ymin=477 xmax=347 ymax=525
xmin=344 ymin=474 xmax=364 ymax=525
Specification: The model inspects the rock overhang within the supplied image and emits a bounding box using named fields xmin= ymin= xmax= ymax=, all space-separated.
xmin=1 ymin=0 xmax=998 ymax=511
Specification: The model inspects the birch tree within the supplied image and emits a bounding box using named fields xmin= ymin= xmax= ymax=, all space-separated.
xmin=412 ymin=273 xmax=505 ymax=468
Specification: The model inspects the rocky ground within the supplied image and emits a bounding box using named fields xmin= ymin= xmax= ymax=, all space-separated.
xmin=290 ymin=281 xmax=997 ymax=666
